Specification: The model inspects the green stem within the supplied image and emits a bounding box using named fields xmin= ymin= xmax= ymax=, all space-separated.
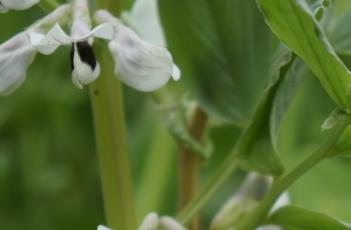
xmin=177 ymin=147 xmax=240 ymax=225
xmin=38 ymin=0 xmax=60 ymax=11
xmin=238 ymin=123 xmax=348 ymax=230
xmin=91 ymin=1 xmax=136 ymax=229
xmin=136 ymin=124 xmax=175 ymax=221
xmin=95 ymin=0 xmax=121 ymax=13
xmin=90 ymin=47 xmax=136 ymax=229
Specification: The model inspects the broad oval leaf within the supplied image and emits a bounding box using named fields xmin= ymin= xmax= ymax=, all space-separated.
xmin=257 ymin=0 xmax=351 ymax=111
xmin=269 ymin=206 xmax=351 ymax=230
xmin=159 ymin=0 xmax=276 ymax=124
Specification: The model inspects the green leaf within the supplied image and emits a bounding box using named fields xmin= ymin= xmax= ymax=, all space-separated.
xmin=159 ymin=0 xmax=276 ymax=124
xmin=270 ymin=59 xmax=308 ymax=151
xmin=326 ymin=0 xmax=351 ymax=55
xmin=257 ymin=0 xmax=351 ymax=111
xmin=236 ymin=46 xmax=292 ymax=176
xmin=269 ymin=206 xmax=351 ymax=230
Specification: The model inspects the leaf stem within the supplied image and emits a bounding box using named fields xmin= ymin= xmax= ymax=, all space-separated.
xmin=90 ymin=0 xmax=136 ymax=229
xmin=238 ymin=123 xmax=348 ymax=230
xmin=178 ymin=106 xmax=208 ymax=229
xmin=38 ymin=0 xmax=59 ymax=11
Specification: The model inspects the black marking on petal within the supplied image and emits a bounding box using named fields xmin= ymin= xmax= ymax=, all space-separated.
xmin=76 ymin=41 xmax=97 ymax=71
xmin=70 ymin=43 xmax=74 ymax=71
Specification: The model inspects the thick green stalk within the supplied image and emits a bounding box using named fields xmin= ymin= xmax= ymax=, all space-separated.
xmin=238 ymin=123 xmax=348 ymax=230
xmin=90 ymin=0 xmax=136 ymax=229
xmin=90 ymin=47 xmax=136 ymax=229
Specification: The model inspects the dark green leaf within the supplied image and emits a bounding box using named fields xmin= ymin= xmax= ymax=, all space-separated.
xmin=159 ymin=0 xmax=276 ymax=124
xmin=269 ymin=206 xmax=351 ymax=230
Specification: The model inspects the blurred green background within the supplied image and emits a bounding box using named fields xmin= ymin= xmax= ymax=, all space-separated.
xmin=1 ymin=0 xmax=351 ymax=229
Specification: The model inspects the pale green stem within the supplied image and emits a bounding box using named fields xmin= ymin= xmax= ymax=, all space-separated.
xmin=136 ymin=124 xmax=176 ymax=220
xmin=177 ymin=147 xmax=240 ymax=225
xmin=90 ymin=0 xmax=136 ymax=229
xmin=90 ymin=47 xmax=136 ymax=229
xmin=238 ymin=123 xmax=348 ymax=230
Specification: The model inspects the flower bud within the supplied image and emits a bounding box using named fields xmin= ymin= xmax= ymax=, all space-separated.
xmin=210 ymin=173 xmax=273 ymax=230
xmin=0 ymin=32 xmax=36 ymax=95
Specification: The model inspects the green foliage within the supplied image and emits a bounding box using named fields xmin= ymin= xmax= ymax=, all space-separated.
xmin=236 ymin=46 xmax=292 ymax=176
xmin=2 ymin=0 xmax=351 ymax=229
xmin=159 ymin=0 xmax=275 ymax=124
xmin=270 ymin=59 xmax=308 ymax=151
xmin=268 ymin=206 xmax=351 ymax=230
xmin=257 ymin=0 xmax=351 ymax=110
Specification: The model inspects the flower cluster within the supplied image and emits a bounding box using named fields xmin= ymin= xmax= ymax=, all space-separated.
xmin=0 ymin=0 xmax=180 ymax=95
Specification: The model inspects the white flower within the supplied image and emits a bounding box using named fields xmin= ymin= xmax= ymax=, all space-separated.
xmin=95 ymin=10 xmax=180 ymax=92
xmin=0 ymin=5 xmax=71 ymax=96
xmin=97 ymin=213 xmax=186 ymax=230
xmin=0 ymin=32 xmax=36 ymax=95
xmin=0 ymin=0 xmax=39 ymax=12
xmin=28 ymin=0 xmax=114 ymax=89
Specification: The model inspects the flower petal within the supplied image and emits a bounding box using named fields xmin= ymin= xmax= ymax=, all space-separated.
xmin=256 ymin=225 xmax=282 ymax=230
xmin=0 ymin=2 xmax=9 ymax=12
xmin=95 ymin=10 xmax=178 ymax=92
xmin=138 ymin=213 xmax=159 ymax=230
xmin=28 ymin=23 xmax=73 ymax=54
xmin=30 ymin=23 xmax=115 ymax=54
xmin=71 ymin=42 xmax=100 ymax=89
xmin=48 ymin=23 xmax=73 ymax=44
xmin=90 ymin=23 xmax=115 ymax=40
xmin=70 ymin=23 xmax=115 ymax=42
xmin=0 ymin=32 xmax=36 ymax=95
xmin=28 ymin=31 xmax=58 ymax=55
xmin=159 ymin=217 xmax=187 ymax=230
xmin=1 ymin=0 xmax=39 ymax=10
xmin=172 ymin=64 xmax=181 ymax=81
xmin=108 ymin=25 xmax=174 ymax=92
xmin=97 ymin=225 xmax=111 ymax=230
